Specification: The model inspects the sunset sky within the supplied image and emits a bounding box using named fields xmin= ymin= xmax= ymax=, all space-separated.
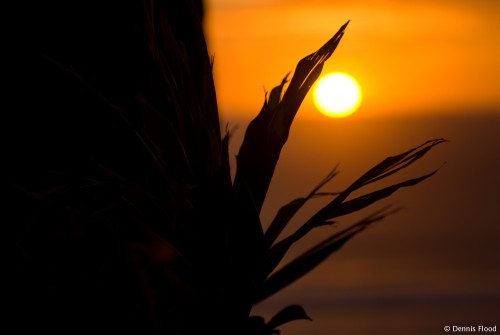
xmin=205 ymin=0 xmax=500 ymax=120
xmin=12 ymin=2 xmax=498 ymax=334
xmin=204 ymin=1 xmax=500 ymax=334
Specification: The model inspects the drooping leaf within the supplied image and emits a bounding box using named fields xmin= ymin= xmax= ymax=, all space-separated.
xmin=247 ymin=316 xmax=273 ymax=335
xmin=267 ymin=304 xmax=312 ymax=330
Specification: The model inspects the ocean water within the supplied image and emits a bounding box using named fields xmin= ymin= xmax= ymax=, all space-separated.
xmin=223 ymin=112 xmax=500 ymax=335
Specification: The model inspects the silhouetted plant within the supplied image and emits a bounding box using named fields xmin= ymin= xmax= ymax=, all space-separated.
xmin=10 ymin=1 xmax=445 ymax=334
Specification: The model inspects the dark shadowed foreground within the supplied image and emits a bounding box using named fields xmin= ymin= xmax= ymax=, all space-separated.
xmin=8 ymin=1 xmax=447 ymax=334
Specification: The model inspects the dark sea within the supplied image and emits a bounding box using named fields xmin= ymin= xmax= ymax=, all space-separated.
xmin=224 ymin=112 xmax=500 ymax=335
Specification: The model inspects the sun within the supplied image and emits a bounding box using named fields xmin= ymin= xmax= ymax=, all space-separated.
xmin=313 ymin=72 xmax=362 ymax=118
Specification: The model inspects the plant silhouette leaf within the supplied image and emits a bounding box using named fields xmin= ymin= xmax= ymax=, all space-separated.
xmin=353 ymin=138 xmax=446 ymax=189
xmin=256 ymin=206 xmax=399 ymax=303
xmin=233 ymin=22 xmax=349 ymax=215
xmin=265 ymin=166 xmax=339 ymax=248
xmin=267 ymin=304 xmax=312 ymax=330
xmin=317 ymin=169 xmax=438 ymax=220
xmin=267 ymin=73 xmax=290 ymax=111
xmin=260 ymin=139 xmax=445 ymax=279
xmin=272 ymin=20 xmax=350 ymax=136
xmin=311 ymin=139 xmax=447 ymax=222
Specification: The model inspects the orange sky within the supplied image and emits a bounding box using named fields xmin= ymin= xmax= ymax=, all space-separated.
xmin=205 ymin=0 xmax=500 ymax=120
xmin=204 ymin=3 xmax=500 ymax=333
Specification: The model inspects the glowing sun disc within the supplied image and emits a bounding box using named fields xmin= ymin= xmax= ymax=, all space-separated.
xmin=313 ymin=72 xmax=362 ymax=118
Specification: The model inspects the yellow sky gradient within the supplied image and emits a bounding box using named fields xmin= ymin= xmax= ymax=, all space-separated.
xmin=205 ymin=0 xmax=500 ymax=120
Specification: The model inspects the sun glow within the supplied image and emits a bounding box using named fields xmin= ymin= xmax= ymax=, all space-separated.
xmin=313 ymin=72 xmax=362 ymax=118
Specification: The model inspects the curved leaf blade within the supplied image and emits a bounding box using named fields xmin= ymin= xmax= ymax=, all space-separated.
xmin=256 ymin=206 xmax=399 ymax=303
xmin=233 ymin=22 xmax=349 ymax=215
xmin=267 ymin=305 xmax=312 ymax=330
xmin=260 ymin=140 xmax=446 ymax=280
xmin=264 ymin=166 xmax=339 ymax=248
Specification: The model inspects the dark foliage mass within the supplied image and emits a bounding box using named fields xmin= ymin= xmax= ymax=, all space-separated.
xmin=8 ymin=1 xmax=444 ymax=334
